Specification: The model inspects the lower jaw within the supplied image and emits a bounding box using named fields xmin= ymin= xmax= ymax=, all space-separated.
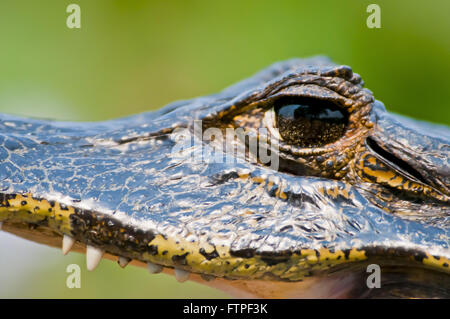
xmin=2 ymin=221 xmax=450 ymax=299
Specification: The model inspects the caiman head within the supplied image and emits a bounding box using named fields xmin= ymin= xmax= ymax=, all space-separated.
xmin=0 ymin=57 xmax=449 ymax=298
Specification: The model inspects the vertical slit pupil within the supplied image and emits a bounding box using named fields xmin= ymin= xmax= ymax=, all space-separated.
xmin=274 ymin=97 xmax=348 ymax=147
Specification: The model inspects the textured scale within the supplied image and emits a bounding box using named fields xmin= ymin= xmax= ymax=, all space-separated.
xmin=0 ymin=57 xmax=449 ymax=297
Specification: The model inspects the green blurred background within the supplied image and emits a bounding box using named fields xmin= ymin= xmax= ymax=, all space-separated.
xmin=0 ymin=0 xmax=449 ymax=298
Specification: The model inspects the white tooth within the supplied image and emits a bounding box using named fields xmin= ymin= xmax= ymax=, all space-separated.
xmin=86 ymin=245 xmax=104 ymax=271
xmin=147 ymin=262 xmax=163 ymax=274
xmin=62 ymin=235 xmax=75 ymax=255
xmin=174 ymin=268 xmax=190 ymax=283
xmin=118 ymin=256 xmax=130 ymax=268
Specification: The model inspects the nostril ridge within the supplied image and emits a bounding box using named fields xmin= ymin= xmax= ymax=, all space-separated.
xmin=366 ymin=137 xmax=429 ymax=186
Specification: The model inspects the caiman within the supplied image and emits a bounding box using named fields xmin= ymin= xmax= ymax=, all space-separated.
xmin=0 ymin=57 xmax=449 ymax=298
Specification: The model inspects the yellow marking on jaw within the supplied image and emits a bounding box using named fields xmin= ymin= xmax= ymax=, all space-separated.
xmin=1 ymin=194 xmax=287 ymax=280
xmin=348 ymin=248 xmax=367 ymax=261
xmin=316 ymin=249 xmax=345 ymax=262
xmin=301 ymin=248 xmax=367 ymax=265
xmin=300 ymin=249 xmax=315 ymax=258
xmin=140 ymin=235 xmax=374 ymax=281
xmin=0 ymin=194 xmax=73 ymax=234
xmin=422 ymin=254 xmax=450 ymax=274
xmin=1 ymin=193 xmax=447 ymax=281
xmin=142 ymin=234 xmax=255 ymax=277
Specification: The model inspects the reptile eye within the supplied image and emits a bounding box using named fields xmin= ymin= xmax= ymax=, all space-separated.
xmin=264 ymin=97 xmax=348 ymax=148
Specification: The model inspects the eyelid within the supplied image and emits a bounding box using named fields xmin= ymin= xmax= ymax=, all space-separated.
xmin=263 ymin=107 xmax=283 ymax=140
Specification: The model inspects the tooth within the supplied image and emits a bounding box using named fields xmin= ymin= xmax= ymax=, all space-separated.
xmin=174 ymin=268 xmax=190 ymax=283
xmin=147 ymin=262 xmax=163 ymax=274
xmin=86 ymin=245 xmax=104 ymax=271
xmin=62 ymin=235 xmax=75 ymax=255
xmin=118 ymin=256 xmax=130 ymax=268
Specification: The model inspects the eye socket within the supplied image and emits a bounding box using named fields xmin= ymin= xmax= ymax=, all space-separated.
xmin=265 ymin=97 xmax=348 ymax=148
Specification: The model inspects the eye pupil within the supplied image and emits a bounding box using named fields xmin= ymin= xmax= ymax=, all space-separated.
xmin=274 ymin=97 xmax=348 ymax=147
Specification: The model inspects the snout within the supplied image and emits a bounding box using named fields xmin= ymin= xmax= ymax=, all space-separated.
xmin=360 ymin=101 xmax=450 ymax=202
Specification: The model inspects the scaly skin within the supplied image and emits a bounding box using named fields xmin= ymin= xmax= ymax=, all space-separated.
xmin=0 ymin=57 xmax=449 ymax=298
